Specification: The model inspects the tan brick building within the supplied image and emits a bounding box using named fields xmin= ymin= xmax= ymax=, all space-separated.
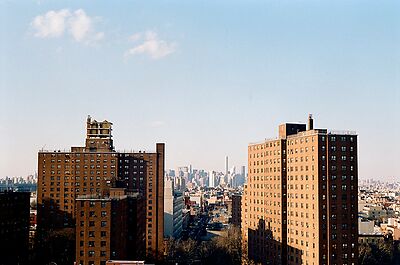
xmin=37 ymin=116 xmax=165 ymax=262
xmin=242 ymin=115 xmax=358 ymax=265
xmin=75 ymin=189 xmax=145 ymax=265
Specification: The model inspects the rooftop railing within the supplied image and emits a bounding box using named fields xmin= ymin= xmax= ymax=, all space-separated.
xmin=328 ymin=130 xmax=357 ymax=135
xmin=286 ymin=129 xmax=327 ymax=138
xmin=39 ymin=148 xmax=157 ymax=153
xmin=249 ymin=137 xmax=279 ymax=145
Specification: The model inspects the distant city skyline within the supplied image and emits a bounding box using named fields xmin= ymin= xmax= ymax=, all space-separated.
xmin=1 ymin=1 xmax=399 ymax=179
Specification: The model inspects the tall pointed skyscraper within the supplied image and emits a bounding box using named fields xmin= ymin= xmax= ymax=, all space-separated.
xmin=225 ymin=156 xmax=229 ymax=176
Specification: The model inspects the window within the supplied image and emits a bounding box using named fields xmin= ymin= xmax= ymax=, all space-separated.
xmin=101 ymin=221 xmax=107 ymax=227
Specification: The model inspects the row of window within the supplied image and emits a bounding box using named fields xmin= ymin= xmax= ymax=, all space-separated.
xmin=43 ymin=153 xmax=118 ymax=158
xmin=43 ymin=181 xmax=108 ymax=187
xmin=43 ymin=176 xmax=110 ymax=181
xmin=42 ymin=170 xmax=116 ymax=175
xmin=250 ymin=141 xmax=354 ymax=159
xmin=46 ymin=158 xmax=116 ymax=163
xmin=79 ymin=230 xmax=108 ymax=238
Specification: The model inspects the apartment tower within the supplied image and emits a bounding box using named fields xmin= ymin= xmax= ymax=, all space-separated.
xmin=242 ymin=115 xmax=358 ymax=265
xmin=37 ymin=116 xmax=165 ymax=262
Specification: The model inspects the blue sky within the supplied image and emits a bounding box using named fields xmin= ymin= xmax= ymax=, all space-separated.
xmin=0 ymin=0 xmax=399 ymax=179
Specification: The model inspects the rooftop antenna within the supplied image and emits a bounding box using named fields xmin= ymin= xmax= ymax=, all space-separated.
xmin=308 ymin=114 xmax=314 ymax=130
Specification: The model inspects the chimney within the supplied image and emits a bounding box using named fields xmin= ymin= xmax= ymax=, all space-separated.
xmin=308 ymin=114 xmax=313 ymax=130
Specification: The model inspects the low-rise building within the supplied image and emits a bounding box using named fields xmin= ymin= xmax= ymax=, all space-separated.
xmin=360 ymin=205 xmax=387 ymax=221
xmin=359 ymin=218 xmax=374 ymax=235
xmin=359 ymin=234 xmax=385 ymax=245
xmin=75 ymin=189 xmax=145 ymax=265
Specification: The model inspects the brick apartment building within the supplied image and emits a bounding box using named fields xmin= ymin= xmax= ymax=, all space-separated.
xmin=37 ymin=116 xmax=165 ymax=263
xmin=75 ymin=188 xmax=145 ymax=265
xmin=242 ymin=115 xmax=358 ymax=265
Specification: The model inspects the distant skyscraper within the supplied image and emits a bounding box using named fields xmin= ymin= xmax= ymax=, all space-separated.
xmin=168 ymin=169 xmax=175 ymax=177
xmin=230 ymin=166 xmax=236 ymax=175
xmin=178 ymin=166 xmax=190 ymax=183
xmin=225 ymin=156 xmax=229 ymax=176
xmin=242 ymin=115 xmax=358 ymax=265
xmin=174 ymin=176 xmax=185 ymax=192
xmin=209 ymin=171 xmax=215 ymax=188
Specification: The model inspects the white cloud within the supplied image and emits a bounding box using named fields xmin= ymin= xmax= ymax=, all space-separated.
xmin=32 ymin=9 xmax=70 ymax=38
xmin=125 ymin=31 xmax=176 ymax=60
xmin=68 ymin=9 xmax=91 ymax=42
xmin=129 ymin=33 xmax=142 ymax=42
xmin=31 ymin=9 xmax=104 ymax=44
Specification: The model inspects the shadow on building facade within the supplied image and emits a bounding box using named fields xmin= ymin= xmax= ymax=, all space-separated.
xmin=247 ymin=219 xmax=302 ymax=265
